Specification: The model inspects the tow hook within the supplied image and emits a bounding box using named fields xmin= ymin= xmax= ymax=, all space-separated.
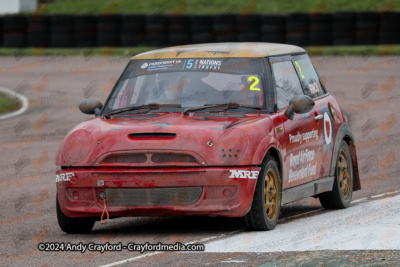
xmin=99 ymin=191 xmax=109 ymax=224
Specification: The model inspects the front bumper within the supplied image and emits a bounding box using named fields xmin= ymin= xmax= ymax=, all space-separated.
xmin=56 ymin=167 xmax=260 ymax=218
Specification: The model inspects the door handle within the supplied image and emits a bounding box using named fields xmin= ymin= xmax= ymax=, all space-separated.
xmin=315 ymin=114 xmax=323 ymax=120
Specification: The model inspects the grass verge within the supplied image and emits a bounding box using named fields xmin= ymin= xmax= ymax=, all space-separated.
xmin=0 ymin=93 xmax=21 ymax=114
xmin=32 ymin=0 xmax=400 ymax=14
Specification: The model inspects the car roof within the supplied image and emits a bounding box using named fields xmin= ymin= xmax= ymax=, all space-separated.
xmin=131 ymin=42 xmax=306 ymax=60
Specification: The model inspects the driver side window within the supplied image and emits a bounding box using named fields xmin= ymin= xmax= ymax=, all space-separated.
xmin=271 ymin=61 xmax=304 ymax=110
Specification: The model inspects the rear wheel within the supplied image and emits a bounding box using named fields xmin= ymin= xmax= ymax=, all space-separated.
xmin=319 ymin=141 xmax=353 ymax=209
xmin=245 ymin=157 xmax=282 ymax=230
xmin=56 ymin=197 xmax=95 ymax=234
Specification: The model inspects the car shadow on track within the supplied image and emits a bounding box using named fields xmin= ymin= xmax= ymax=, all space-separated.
xmin=87 ymin=201 xmax=324 ymax=236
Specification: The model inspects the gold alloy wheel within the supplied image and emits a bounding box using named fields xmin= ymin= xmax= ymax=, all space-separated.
xmin=338 ymin=150 xmax=351 ymax=198
xmin=264 ymin=168 xmax=279 ymax=221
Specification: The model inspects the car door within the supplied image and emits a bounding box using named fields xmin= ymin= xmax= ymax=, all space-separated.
xmin=291 ymin=54 xmax=332 ymax=180
xmin=269 ymin=56 xmax=323 ymax=190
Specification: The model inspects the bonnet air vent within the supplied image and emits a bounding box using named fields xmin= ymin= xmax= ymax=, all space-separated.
xmin=129 ymin=133 xmax=176 ymax=140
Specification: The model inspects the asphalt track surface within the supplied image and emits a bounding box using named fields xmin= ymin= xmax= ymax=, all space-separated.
xmin=0 ymin=55 xmax=399 ymax=266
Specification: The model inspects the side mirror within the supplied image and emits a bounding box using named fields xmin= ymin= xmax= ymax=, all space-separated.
xmin=285 ymin=95 xmax=315 ymax=120
xmin=79 ymin=99 xmax=103 ymax=116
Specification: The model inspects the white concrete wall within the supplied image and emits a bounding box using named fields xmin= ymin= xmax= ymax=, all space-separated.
xmin=0 ymin=0 xmax=38 ymax=14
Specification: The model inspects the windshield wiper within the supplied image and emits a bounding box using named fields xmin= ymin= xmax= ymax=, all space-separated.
xmin=104 ymin=103 xmax=181 ymax=118
xmin=182 ymin=103 xmax=261 ymax=116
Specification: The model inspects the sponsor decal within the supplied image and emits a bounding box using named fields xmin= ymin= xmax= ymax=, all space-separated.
xmin=147 ymin=60 xmax=182 ymax=72
xmin=228 ymin=170 xmax=259 ymax=179
xmin=186 ymin=59 xmax=222 ymax=70
xmin=55 ymin=172 xmax=75 ymax=182
xmin=289 ymin=129 xmax=318 ymax=144
xmin=198 ymin=59 xmax=221 ymax=70
xmin=322 ymin=105 xmax=333 ymax=152
xmin=289 ymin=149 xmax=317 ymax=182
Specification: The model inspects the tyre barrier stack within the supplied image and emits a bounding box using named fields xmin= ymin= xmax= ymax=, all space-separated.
xmin=236 ymin=14 xmax=260 ymax=42
xmin=50 ymin=15 xmax=73 ymax=47
xmin=213 ymin=14 xmax=236 ymax=42
xmin=145 ymin=15 xmax=168 ymax=46
xmin=1 ymin=12 xmax=400 ymax=48
xmin=98 ymin=15 xmax=120 ymax=47
xmin=380 ymin=12 xmax=400 ymax=44
xmin=286 ymin=13 xmax=309 ymax=46
xmin=27 ymin=15 xmax=50 ymax=47
xmin=74 ymin=15 xmax=97 ymax=47
xmin=3 ymin=15 xmax=26 ymax=47
xmin=260 ymin=14 xmax=286 ymax=43
xmin=190 ymin=15 xmax=214 ymax=43
xmin=169 ymin=15 xmax=191 ymax=46
xmin=121 ymin=14 xmax=145 ymax=47
xmin=356 ymin=12 xmax=380 ymax=45
xmin=0 ymin=16 xmax=3 ymax=47
xmin=309 ymin=13 xmax=332 ymax=46
xmin=333 ymin=12 xmax=357 ymax=45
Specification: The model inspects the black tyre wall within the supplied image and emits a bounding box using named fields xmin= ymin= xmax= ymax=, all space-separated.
xmin=190 ymin=15 xmax=214 ymax=43
xmin=260 ymin=14 xmax=286 ymax=43
xmin=356 ymin=12 xmax=380 ymax=45
xmin=50 ymin=15 xmax=73 ymax=48
xmin=74 ymin=15 xmax=97 ymax=47
xmin=309 ymin=13 xmax=332 ymax=46
xmin=2 ymin=12 xmax=400 ymax=48
xmin=0 ymin=17 xmax=3 ymax=47
xmin=3 ymin=15 xmax=26 ymax=47
xmin=333 ymin=12 xmax=357 ymax=45
xmin=213 ymin=15 xmax=236 ymax=42
xmin=379 ymin=12 xmax=400 ymax=44
xmin=97 ymin=15 xmax=120 ymax=47
xmin=236 ymin=14 xmax=260 ymax=42
xmin=286 ymin=13 xmax=309 ymax=46
xmin=27 ymin=15 xmax=50 ymax=47
xmin=169 ymin=15 xmax=191 ymax=45
xmin=121 ymin=14 xmax=145 ymax=47
xmin=145 ymin=15 xmax=168 ymax=46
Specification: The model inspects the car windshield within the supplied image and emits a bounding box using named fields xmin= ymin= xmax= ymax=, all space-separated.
xmin=105 ymin=58 xmax=265 ymax=112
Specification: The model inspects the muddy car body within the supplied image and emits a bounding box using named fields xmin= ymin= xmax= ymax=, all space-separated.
xmin=56 ymin=43 xmax=360 ymax=233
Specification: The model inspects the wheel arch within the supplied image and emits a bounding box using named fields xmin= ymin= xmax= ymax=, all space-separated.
xmin=262 ymin=146 xmax=283 ymax=186
xmin=331 ymin=123 xmax=361 ymax=191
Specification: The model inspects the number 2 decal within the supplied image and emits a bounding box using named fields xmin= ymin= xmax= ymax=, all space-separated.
xmin=295 ymin=61 xmax=305 ymax=79
xmin=248 ymin=76 xmax=260 ymax=91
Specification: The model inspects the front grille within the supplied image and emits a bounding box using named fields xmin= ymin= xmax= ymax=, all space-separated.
xmin=101 ymin=154 xmax=147 ymax=164
xmin=106 ymin=187 xmax=203 ymax=207
xmin=151 ymin=153 xmax=197 ymax=163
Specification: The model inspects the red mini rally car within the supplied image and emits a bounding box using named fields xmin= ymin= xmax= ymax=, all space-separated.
xmin=56 ymin=43 xmax=360 ymax=233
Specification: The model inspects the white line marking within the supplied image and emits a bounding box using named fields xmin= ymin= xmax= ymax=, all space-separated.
xmin=351 ymin=197 xmax=368 ymax=203
xmin=0 ymin=87 xmax=29 ymax=120
xmin=99 ymin=251 xmax=163 ymax=267
xmin=99 ymin=231 xmax=242 ymax=267
xmin=99 ymin=190 xmax=400 ymax=266
xmin=219 ymin=260 xmax=247 ymax=263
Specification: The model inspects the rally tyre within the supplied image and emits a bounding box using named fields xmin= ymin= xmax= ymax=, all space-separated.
xmin=245 ymin=157 xmax=281 ymax=231
xmin=56 ymin=197 xmax=95 ymax=234
xmin=319 ymin=141 xmax=353 ymax=209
